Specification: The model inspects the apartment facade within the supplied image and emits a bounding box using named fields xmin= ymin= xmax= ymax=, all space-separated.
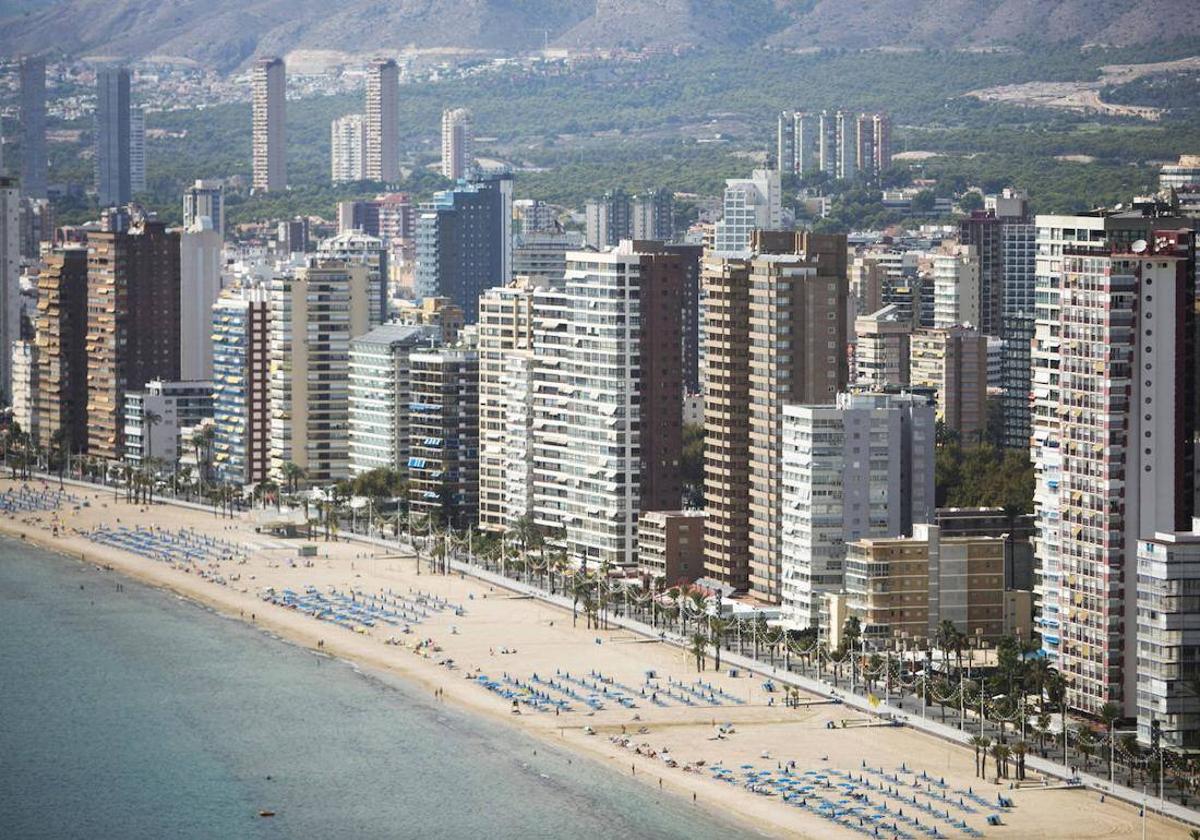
xmin=331 ymin=114 xmax=367 ymax=184
xmin=347 ymin=323 xmax=441 ymax=477
xmin=211 ymin=285 xmax=272 ymax=485
xmin=365 ymin=58 xmax=399 ymax=183
xmin=268 ymin=260 xmax=371 ymax=484
xmin=252 ymin=57 xmax=286 ymax=193
xmin=440 ymin=108 xmax=473 ymax=180
xmin=35 ymin=245 xmax=89 ymax=454
xmin=408 ymin=348 xmax=479 ymax=528
xmin=638 ymin=510 xmax=706 ymax=585
xmin=779 ymin=391 xmax=936 ymax=629
xmin=85 ymin=215 xmax=182 ymax=462
xmin=910 ymin=325 xmax=987 ymax=444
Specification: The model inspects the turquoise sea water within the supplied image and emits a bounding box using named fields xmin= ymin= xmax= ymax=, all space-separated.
xmin=0 ymin=538 xmax=758 ymax=839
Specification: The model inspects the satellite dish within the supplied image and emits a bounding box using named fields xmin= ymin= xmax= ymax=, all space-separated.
xmin=1131 ymin=239 xmax=1148 ymax=254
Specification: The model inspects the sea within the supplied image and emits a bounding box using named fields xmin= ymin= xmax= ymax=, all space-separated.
xmin=0 ymin=537 xmax=758 ymax=840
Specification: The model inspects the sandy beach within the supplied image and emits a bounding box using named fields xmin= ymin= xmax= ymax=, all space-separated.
xmin=0 ymin=476 xmax=1189 ymax=840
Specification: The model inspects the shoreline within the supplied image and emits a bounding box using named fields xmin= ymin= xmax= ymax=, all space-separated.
xmin=0 ymin=477 xmax=1189 ymax=840
xmin=0 ymin=488 xmax=786 ymax=838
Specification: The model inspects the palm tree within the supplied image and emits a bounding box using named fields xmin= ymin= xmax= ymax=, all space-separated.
xmin=991 ymin=742 xmax=1010 ymax=781
xmin=281 ymin=461 xmax=305 ymax=496
xmin=690 ymin=631 xmax=708 ymax=672
xmin=978 ymin=736 xmax=991 ymax=780
xmin=1012 ymin=741 xmax=1028 ymax=781
xmin=708 ymin=616 xmax=729 ymax=672
xmin=970 ymin=735 xmax=989 ymax=778
xmin=1099 ymin=702 xmax=1120 ymax=778
xmin=143 ymin=409 xmax=162 ymax=464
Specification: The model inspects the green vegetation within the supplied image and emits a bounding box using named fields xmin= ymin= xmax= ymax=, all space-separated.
xmin=681 ymin=422 xmax=704 ymax=508
xmin=43 ymin=43 xmax=1200 ymax=226
xmin=935 ymin=442 xmax=1034 ymax=517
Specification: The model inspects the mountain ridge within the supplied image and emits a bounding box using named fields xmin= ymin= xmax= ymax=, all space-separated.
xmin=2 ymin=0 xmax=1197 ymax=74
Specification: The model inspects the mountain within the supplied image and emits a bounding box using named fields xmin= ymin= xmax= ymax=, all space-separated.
xmin=2 ymin=0 xmax=1197 ymax=74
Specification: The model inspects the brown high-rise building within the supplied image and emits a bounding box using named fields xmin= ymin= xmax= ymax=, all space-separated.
xmin=365 ymin=58 xmax=399 ymax=183
xmin=85 ymin=214 xmax=182 ymax=461
xmin=35 ymin=245 xmax=89 ymax=455
xmin=703 ymin=231 xmax=849 ymax=600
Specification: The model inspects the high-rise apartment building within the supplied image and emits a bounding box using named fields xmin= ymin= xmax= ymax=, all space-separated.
xmin=129 ymin=106 xmax=145 ymax=194
xmin=712 ymin=169 xmax=781 ymax=252
xmin=331 ymin=114 xmax=366 ymax=184
xmin=665 ymin=242 xmax=704 ymax=395
xmin=317 ymin=231 xmax=389 ymax=326
xmin=632 ymin=188 xmax=674 ymax=241
xmin=0 ymin=178 xmax=17 ymax=404
xmin=871 ymin=113 xmax=891 ymax=173
xmin=414 ymin=172 xmax=513 ymax=321
xmin=269 ymin=259 xmax=371 ymax=484
xmin=514 ymin=199 xmax=557 ymax=236
xmin=34 ymin=245 xmax=88 ymax=454
xmin=780 ymin=391 xmax=935 ymax=629
xmin=854 ymin=304 xmax=912 ymax=389
xmin=747 ymin=234 xmax=850 ymax=603
xmin=183 ymin=180 xmax=224 ymax=237
xmin=123 ymin=380 xmax=213 ymax=466
xmin=777 ymin=111 xmax=796 ymax=174
xmin=958 ymin=191 xmax=1032 ymax=337
xmin=855 ymin=113 xmax=877 ymax=182
xmin=931 ymin=243 xmax=981 ymax=328
xmin=94 ymin=66 xmax=131 ymax=207
xmin=85 ymin=213 xmax=182 ymax=461
xmin=818 ymin=111 xmax=837 ymax=177
xmin=408 ymin=347 xmax=479 ymax=529
xmin=347 ymin=324 xmax=441 ymax=477
xmin=365 ymin=58 xmax=399 ymax=183
xmin=1029 ymin=203 xmax=1199 ymax=694
xmin=910 ymin=325 xmax=987 ymax=444
xmin=795 ymin=112 xmax=819 ymax=175
xmin=532 ymin=242 xmax=684 ymax=566
xmin=10 ymin=340 xmax=38 ymax=440
xmin=19 ymin=56 xmax=47 ymax=199
xmin=18 ymin=196 xmax=54 ymax=260
xmin=512 ymin=231 xmax=584 ymax=285
xmin=585 ymin=188 xmax=632 ymax=249
xmin=1039 ymin=231 xmax=1196 ymax=715
xmin=211 ymin=284 xmax=271 ymax=485
xmin=440 ymin=108 xmax=473 ymax=181
xmin=835 ymin=111 xmax=856 ymax=182
xmin=478 ymin=278 xmax=539 ymax=532
xmin=252 ymin=58 xmax=286 ymax=193
xmin=702 ymin=231 xmax=848 ymax=597
xmin=180 ymin=217 xmax=223 ymax=381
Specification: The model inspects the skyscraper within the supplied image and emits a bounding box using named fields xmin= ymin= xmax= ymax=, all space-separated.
xmin=35 ymin=245 xmax=89 ymax=455
xmin=584 ymin=188 xmax=632 ymax=249
xmin=632 ymin=188 xmax=674 ymax=241
xmin=712 ymin=169 xmax=781 ymax=252
xmin=872 ymin=113 xmax=891 ymax=173
xmin=211 ymin=284 xmax=272 ymax=485
xmin=1043 ymin=231 xmax=1196 ymax=715
xmin=779 ymin=391 xmax=935 ymax=628
xmin=269 ymin=259 xmax=371 ymax=483
xmin=365 ymin=58 xmax=399 ymax=183
xmin=19 ymin=56 xmax=47 ymax=199
xmin=533 ymin=242 xmax=684 ymax=566
xmin=440 ymin=108 xmax=473 ymax=181
xmin=703 ymin=231 xmax=849 ymax=596
xmin=414 ymin=172 xmax=513 ymax=321
xmin=252 ymin=57 xmax=286 ymax=193
xmin=183 ymin=180 xmax=224 ymax=237
xmin=910 ymin=325 xmax=987 ymax=444
xmin=408 ymin=347 xmax=479 ymax=528
xmin=777 ymin=111 xmax=796 ymax=174
xmin=835 ymin=110 xmax=856 ymax=182
xmin=348 ymin=323 xmax=441 ymax=477
xmin=129 ymin=106 xmax=146 ymax=194
xmin=818 ymin=110 xmax=837 ymax=177
xmin=94 ymin=66 xmax=131 ymax=207
xmin=0 ymin=177 xmax=19 ymax=404
xmin=795 ymin=112 xmax=818 ymax=174
xmin=179 ymin=217 xmax=224 ymax=381
xmin=85 ymin=212 xmax=182 ymax=461
xmin=317 ymin=230 xmax=390 ymax=327
xmin=331 ymin=115 xmax=366 ymax=184
xmin=855 ymin=113 xmax=877 ymax=183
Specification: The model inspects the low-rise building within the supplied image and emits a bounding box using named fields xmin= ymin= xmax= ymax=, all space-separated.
xmin=843 ymin=524 xmax=1006 ymax=644
xmin=638 ymin=510 xmax=706 ymax=586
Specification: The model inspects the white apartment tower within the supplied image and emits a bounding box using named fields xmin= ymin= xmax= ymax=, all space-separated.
xmin=932 ymin=243 xmax=981 ymax=328
xmin=440 ymin=108 xmax=474 ymax=181
xmin=712 ymin=169 xmax=781 ymax=252
xmin=331 ymin=114 xmax=367 ymax=185
xmin=0 ymin=178 xmax=19 ymax=404
xmin=780 ymin=391 xmax=936 ymax=629
xmin=348 ymin=323 xmax=441 ymax=477
xmin=252 ymin=57 xmax=286 ymax=193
